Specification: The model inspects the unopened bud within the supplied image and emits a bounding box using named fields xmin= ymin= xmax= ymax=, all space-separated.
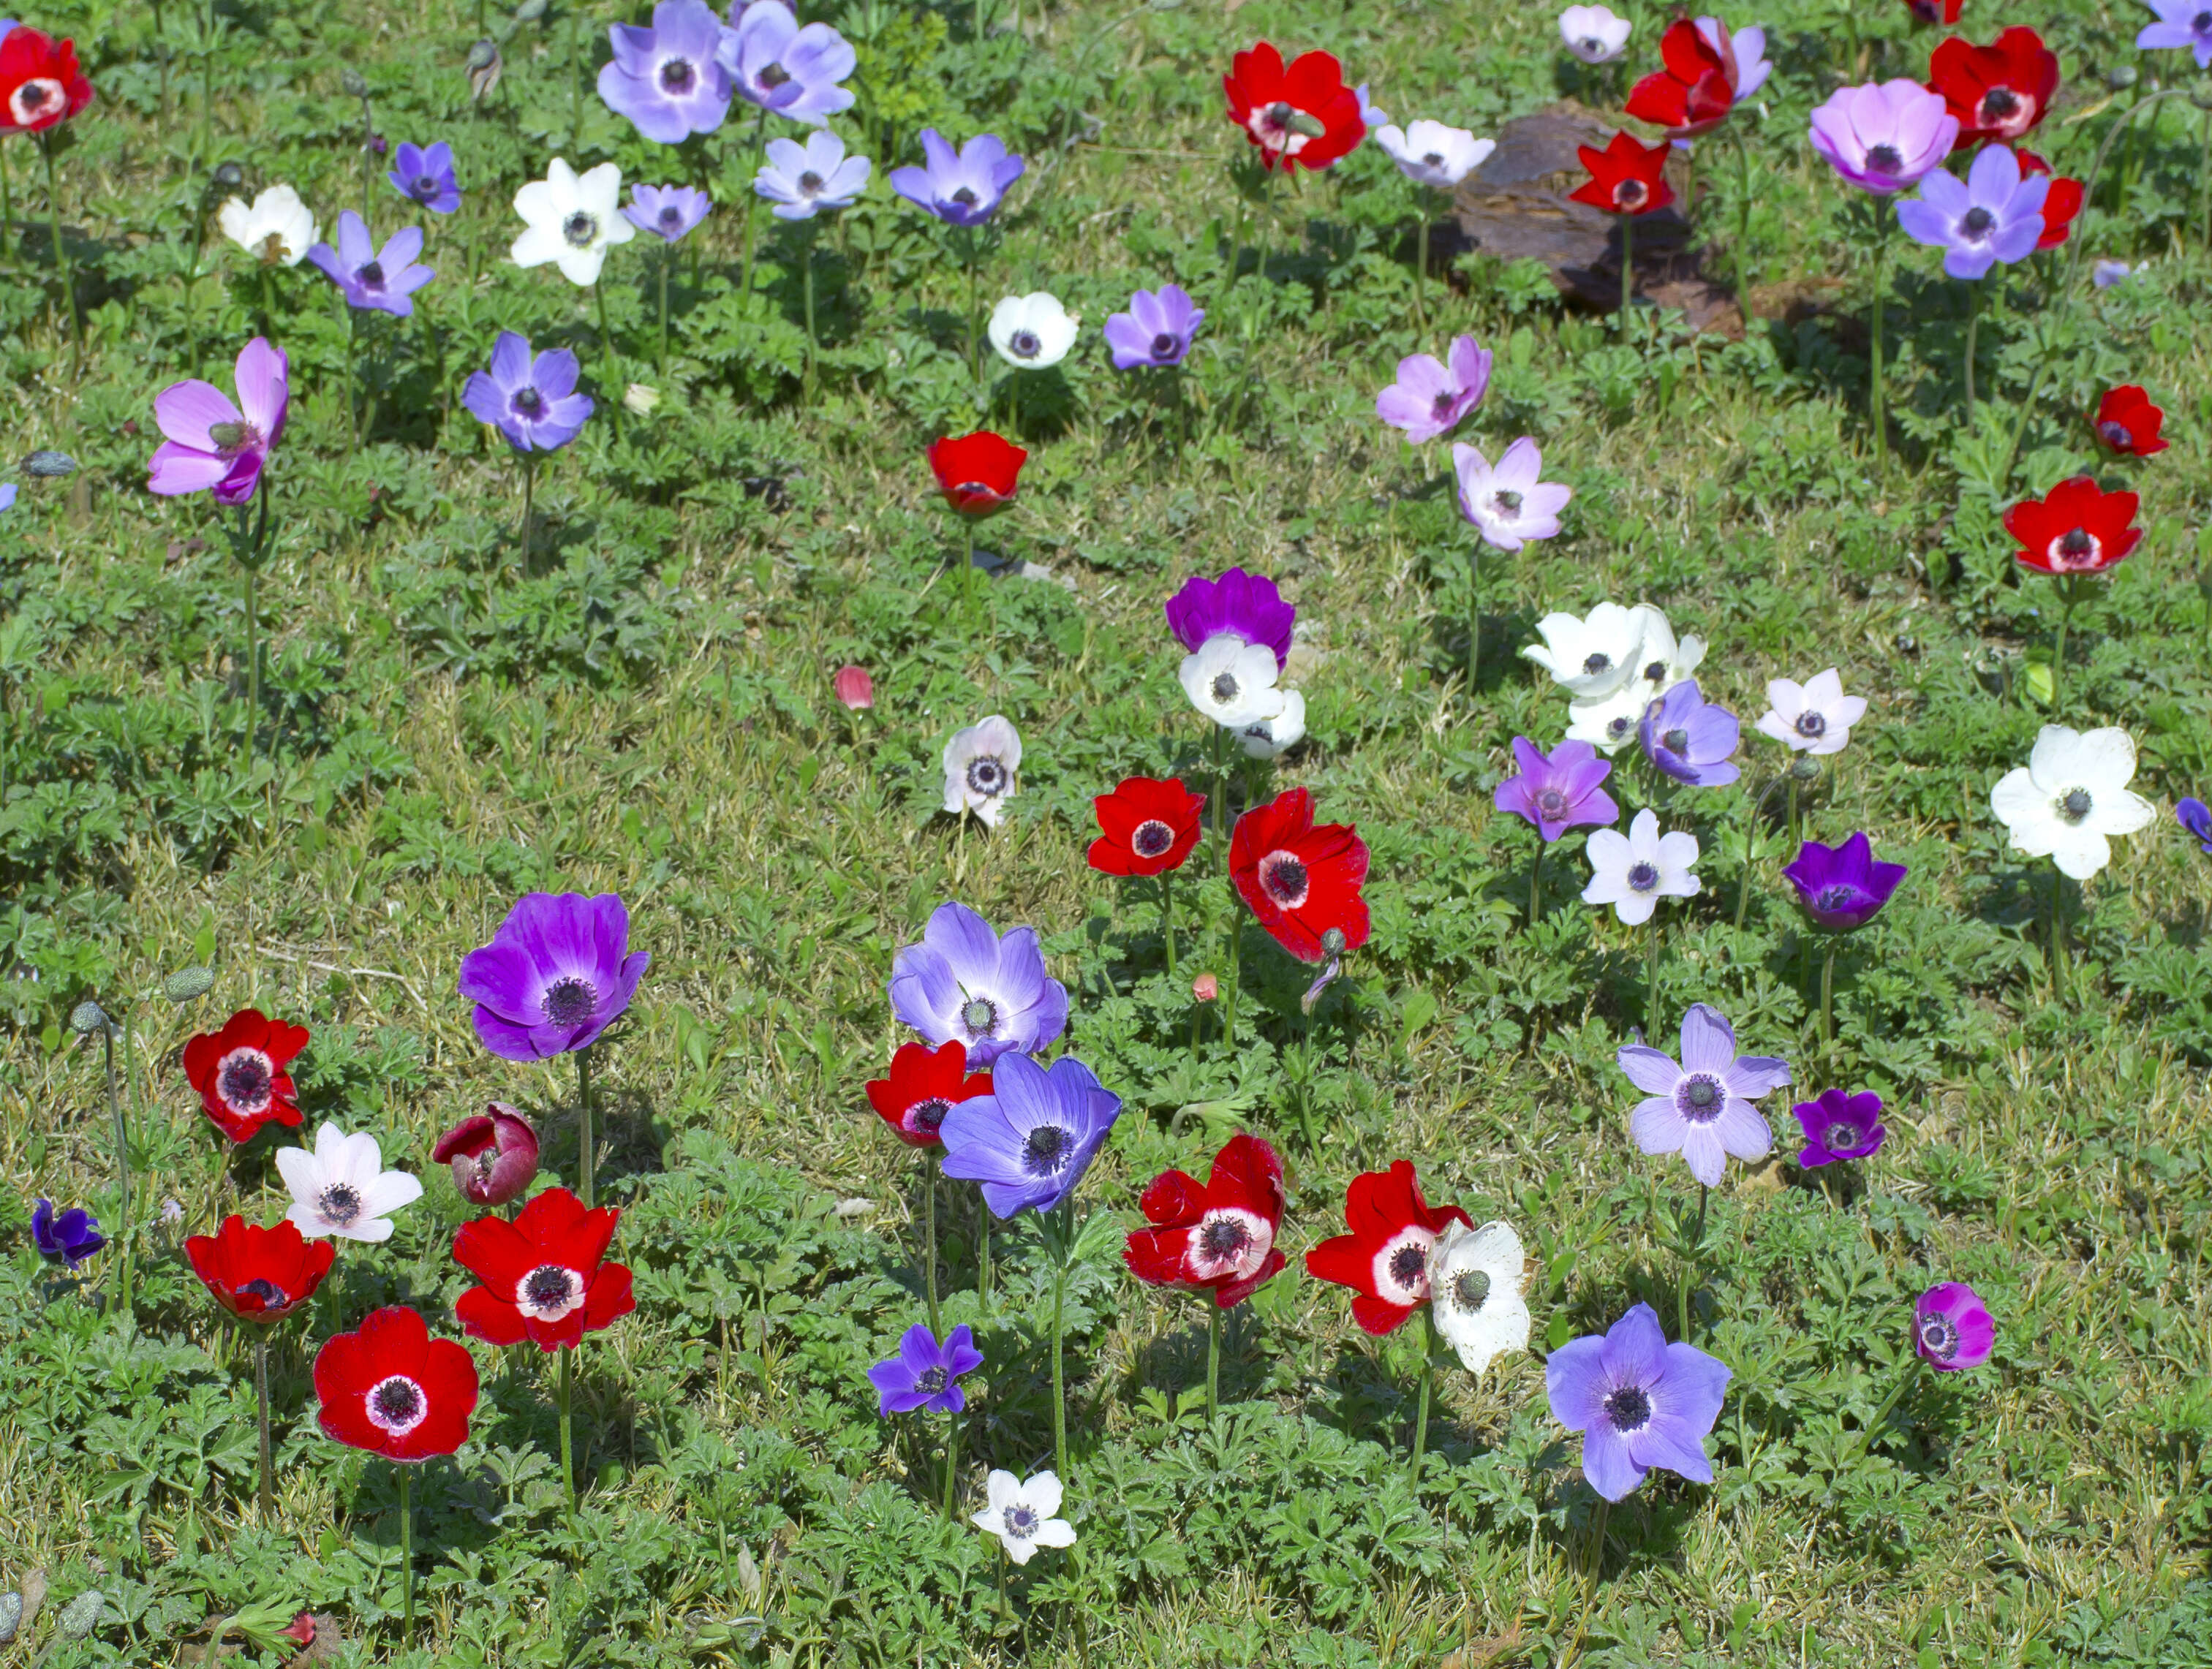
xmin=212 ymin=161 xmax=245 ymax=189
xmin=54 ymin=1590 xmax=103 ymax=1640
xmin=340 ymin=67 xmax=369 ymax=98
xmin=23 ymin=449 xmax=76 ymax=478
xmin=2107 ymin=64 xmax=2139 ymax=91
xmin=1789 ymin=755 xmax=1822 ymax=783
xmin=623 ymin=382 xmax=660 ymax=415
xmin=69 ymin=1000 xmax=107 ymax=1034
xmin=1320 ymin=928 xmax=1347 ymax=958
xmin=1192 ymin=974 xmax=1219 ymax=1002
xmin=163 ymin=966 xmax=216 ymax=1003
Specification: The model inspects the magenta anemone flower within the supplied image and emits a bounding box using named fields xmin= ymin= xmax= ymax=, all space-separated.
xmin=306 ymin=211 xmax=434 ymax=317
xmin=1792 ymin=1087 xmax=1885 ymax=1167
xmin=1375 ymin=334 xmax=1492 ymax=444
xmin=1639 ymin=679 xmax=1740 ymax=787
xmin=147 ymin=336 xmax=288 ymax=506
xmin=388 ymin=141 xmax=461 ymax=213
xmin=888 ymin=129 xmax=1025 ymax=227
xmin=1808 ymin=80 xmax=1956 ymax=194
xmin=431 ymin=1103 xmax=542 ymax=1206
xmin=1494 ymin=737 xmax=1618 ymax=842
xmin=1163 ymin=567 xmax=1294 ymax=670
xmin=1781 ymin=832 xmax=1907 ymax=931
xmin=1104 ymin=284 xmax=1204 ymax=369
xmin=1545 ymin=1301 xmax=1730 ymax=1501
xmin=1914 ymin=1282 xmax=1993 ymax=1371
xmin=457 ymin=892 xmax=651 ymax=1061
xmin=1618 ymin=1002 xmax=1790 ymax=1187
xmin=598 ymin=0 xmax=733 ymax=143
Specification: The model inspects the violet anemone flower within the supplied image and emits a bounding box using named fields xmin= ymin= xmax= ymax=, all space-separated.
xmin=1781 ymin=832 xmax=1907 ymax=931
xmin=754 ymin=129 xmax=869 ymax=220
xmin=457 ymin=892 xmax=651 ymax=1061
xmin=888 ymin=901 xmax=1068 ymax=1067
xmin=1914 ymin=1282 xmax=1993 ymax=1371
xmin=388 ymin=141 xmax=461 ymax=213
xmin=32 ymin=1197 xmax=104 ymax=1268
xmin=2139 ymin=0 xmax=2212 ymax=67
xmin=1545 ymin=1301 xmax=1730 ymax=1502
xmin=1618 ymin=1002 xmax=1789 ymax=1187
xmin=462 ymin=332 xmax=594 ymax=453
xmin=1164 ymin=567 xmax=1295 ymax=670
xmin=1639 ymin=679 xmax=1740 ymax=787
xmin=888 ymin=129 xmax=1025 ymax=227
xmin=1896 ymin=145 xmax=2048 ymax=281
xmin=866 ymin=1322 xmax=983 ymax=1415
xmin=1376 ymin=335 xmax=1492 ymax=444
xmin=1104 ymin=284 xmax=1204 ymax=370
xmin=2093 ymin=259 xmax=2132 ymax=288
xmin=2178 ymin=796 xmax=2212 ymax=854
xmin=147 ymin=336 xmax=289 ymax=506
xmin=721 ymin=0 xmax=855 ymax=124
xmin=306 ymin=211 xmax=434 ymax=317
xmin=1495 ymin=738 xmax=1618 ymax=842
xmin=1808 ymin=80 xmax=1958 ymax=194
xmin=938 ymin=1050 xmax=1122 ymax=1218
xmin=1792 ymin=1087 xmax=1885 ymax=1167
xmin=1454 ymin=437 xmax=1570 ymax=551
xmin=598 ymin=0 xmax=733 ymax=144
xmin=623 ymin=183 xmax=713 ymax=243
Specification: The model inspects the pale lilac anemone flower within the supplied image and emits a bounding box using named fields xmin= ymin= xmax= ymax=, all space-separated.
xmin=1377 ymin=335 xmax=1492 ymax=444
xmin=1808 ymin=80 xmax=1958 ymax=194
xmin=1896 ymin=145 xmax=2047 ymax=281
xmin=1618 ymin=1002 xmax=1789 ymax=1187
xmin=1453 ymin=437 xmax=1569 ymax=552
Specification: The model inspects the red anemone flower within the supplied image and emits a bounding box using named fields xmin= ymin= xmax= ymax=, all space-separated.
xmin=1223 ymin=42 xmax=1364 ymax=173
xmin=181 ymin=1008 xmax=310 ymax=1143
xmin=1124 ymin=1132 xmax=1287 ymax=1309
xmin=865 ymin=1039 xmax=992 ymax=1148
xmin=1568 ymin=131 xmax=1675 ymax=217
xmin=1625 ymin=19 xmax=1735 ymax=137
xmin=2004 ymin=477 xmax=2143 ymax=577
xmin=927 ymin=430 xmax=1027 ymax=516
xmin=1905 ymin=0 xmax=1964 ymax=22
xmin=185 ymin=1214 xmax=335 ymax=1322
xmin=1231 ymin=787 xmax=1371 ymax=963
xmin=1304 ymin=1160 xmax=1473 ymax=1335
xmin=2089 ymin=386 xmax=2168 ymax=458
xmin=0 ymin=28 xmax=94 ymax=136
xmin=1088 ymin=776 xmax=1206 ymax=878
xmin=2012 ymin=148 xmax=2081 ymax=249
xmin=431 ymin=1102 xmax=541 ymax=1206
xmin=452 ymin=1186 xmax=635 ymax=1352
xmin=1927 ymin=26 xmax=2058 ymax=148
xmin=314 ymin=1305 xmax=479 ymax=1461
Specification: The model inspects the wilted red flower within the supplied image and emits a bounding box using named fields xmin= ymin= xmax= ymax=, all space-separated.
xmin=452 ymin=1186 xmax=635 ymax=1351
xmin=2089 ymin=386 xmax=2168 ymax=458
xmin=2012 ymin=148 xmax=2081 ymax=249
xmin=1088 ymin=776 xmax=1205 ymax=878
xmin=1304 ymin=1160 xmax=1473 ymax=1334
xmin=865 ymin=1039 xmax=992 ymax=1148
xmin=1231 ymin=787 xmax=1371 ymax=963
xmin=927 ymin=430 xmax=1027 ymax=516
xmin=314 ymin=1305 xmax=479 ymax=1461
xmin=1569 ymin=131 xmax=1674 ymax=216
xmin=1625 ymin=19 xmax=1735 ymax=137
xmin=0 ymin=28 xmax=94 ymax=136
xmin=431 ymin=1103 xmax=541 ymax=1206
xmin=2004 ymin=477 xmax=2143 ymax=576
xmin=181 ymin=1008 xmax=311 ymax=1143
xmin=1927 ymin=26 xmax=2058 ymax=148
xmin=1124 ymin=1132 xmax=1287 ymax=1308
xmin=185 ymin=1214 xmax=334 ymax=1322
xmin=834 ymin=665 xmax=874 ymax=709
xmin=1222 ymin=41 xmax=1364 ymax=173
xmin=279 ymin=1614 xmax=317 ymax=1647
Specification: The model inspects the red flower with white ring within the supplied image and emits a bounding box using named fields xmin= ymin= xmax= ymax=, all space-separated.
xmin=1124 ymin=1132 xmax=1287 ymax=1309
xmin=2004 ymin=477 xmax=2143 ymax=577
xmin=1230 ymin=787 xmax=1371 ymax=964
xmin=1304 ymin=1160 xmax=1473 ymax=1335
xmin=451 ymin=1186 xmax=635 ymax=1352
xmin=1567 ymin=131 xmax=1675 ymax=218
xmin=0 ymin=27 xmax=94 ymax=136
xmin=1926 ymin=26 xmax=2058 ymax=149
xmin=1088 ymin=776 xmax=1205 ymax=877
xmin=1222 ymin=42 xmax=1364 ymax=174
xmin=2089 ymin=386 xmax=2168 ymax=458
xmin=313 ymin=1305 xmax=478 ymax=1461
xmin=865 ymin=1039 xmax=992 ymax=1148
xmin=181 ymin=1007 xmax=310 ymax=1143
xmin=185 ymin=1214 xmax=334 ymax=1322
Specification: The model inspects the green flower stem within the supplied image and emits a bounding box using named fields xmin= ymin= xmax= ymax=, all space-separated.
xmin=42 ymin=132 xmax=80 ymax=358
xmin=1409 ymin=1306 xmax=1438 ymax=1475
xmin=399 ymin=1464 xmax=415 ymax=1642
xmin=1209 ymin=722 xmax=1228 ymax=843
xmin=1729 ymin=123 xmax=1753 ymax=317
xmin=658 ymin=246 xmax=672 ymax=379
xmin=2050 ymin=868 xmax=2070 ymax=1002
xmin=1677 ymin=1182 xmax=1707 ymax=1341
xmin=1206 ymin=1301 xmax=1222 ymax=1424
xmin=800 ymin=234 xmax=818 ymax=398
xmin=2053 ymin=588 xmax=2075 ymax=715
xmin=575 ymin=1045 xmax=594 ymax=1209
xmin=1466 ymin=542 xmax=1481 ymax=693
xmin=1820 ymin=942 xmax=1836 ymax=1051
xmin=1646 ymin=911 xmax=1661 ymax=1035
xmin=1620 ymin=210 xmax=1633 ymax=319
xmin=595 ymin=282 xmax=620 ymax=428
xmin=922 ymin=1162 xmax=940 ymax=1336
xmin=1222 ymin=899 xmax=1241 ymax=1056
xmin=241 ymin=555 xmax=258 ymax=768
xmin=736 ymin=106 xmax=768 ymax=316
xmin=99 ymin=1021 xmax=130 ymax=1317
xmin=1 ymin=137 xmax=13 ymax=262
xmin=518 ymin=451 xmax=536 ymax=567
xmin=1160 ymin=868 xmax=1176 ymax=977
xmin=1528 ymin=836 xmax=1542 ymax=927
xmin=1846 ymin=1356 xmax=1921 ymax=1464
xmin=1049 ymin=1204 xmax=1070 ymax=1483
xmin=558 ymin=1343 xmax=577 ymax=1515
xmin=1413 ymin=201 xmax=1428 ymax=332
xmin=255 ymin=1333 xmax=274 ymax=1520
xmin=1786 ymin=775 xmax=1800 ymax=852
xmin=1962 ymin=277 xmax=1979 ymax=422
xmin=942 ymin=1402 xmax=961 ymax=1521
xmin=1869 ymin=218 xmax=1887 ymax=476
xmin=977 ymin=1206 xmax=991 ymax=1311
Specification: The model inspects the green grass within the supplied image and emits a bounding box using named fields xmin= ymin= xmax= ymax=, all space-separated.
xmin=3 ymin=0 xmax=2212 ymax=1662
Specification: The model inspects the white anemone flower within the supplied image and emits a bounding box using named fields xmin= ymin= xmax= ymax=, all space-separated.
xmin=1566 ymin=681 xmax=1651 ymax=754
xmin=512 ymin=157 xmax=638 ymax=287
xmin=1430 ymin=1220 xmax=1532 ymax=1375
xmin=1989 ymin=724 xmax=2155 ymax=881
xmin=1522 ymin=602 xmax=1645 ymax=698
xmin=1237 ymin=688 xmax=1305 ymax=760
xmin=1560 ymin=4 xmax=1633 ymax=62
xmin=943 ymin=714 xmax=1022 ymax=828
xmin=1179 ymin=637 xmax=1285 ymax=729
xmin=987 ymin=292 xmax=1079 ymax=370
xmin=219 ymin=185 xmax=318 ymax=268
xmin=1582 ymin=807 xmax=1699 ymax=926
xmin=973 ymin=1469 xmax=1076 ymax=1564
xmin=1375 ymin=119 xmax=1496 ymax=189
xmin=276 ymin=1122 xmax=423 ymax=1243
xmin=1756 ymin=668 xmax=1868 ymax=756
xmin=1624 ymin=605 xmax=1705 ymax=700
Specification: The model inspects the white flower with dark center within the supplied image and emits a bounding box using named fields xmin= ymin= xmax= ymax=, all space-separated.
xmin=218 ymin=185 xmax=319 ymax=268
xmin=1179 ymin=635 xmax=1286 ymax=729
xmin=1374 ymin=119 xmax=1495 ymax=189
xmin=1560 ymin=4 xmax=1633 ymax=62
xmin=1623 ymin=605 xmax=1705 ymax=700
xmin=973 ymin=1469 xmax=1076 ymax=1564
xmin=1522 ymin=602 xmax=1646 ymax=698
xmin=1756 ymin=668 xmax=1867 ymax=756
xmin=1237 ymin=688 xmax=1305 ymax=759
xmin=1582 ymin=807 xmax=1699 ymax=926
xmin=276 ymin=1122 xmax=423 ymax=1243
xmin=1989 ymin=724 xmax=2155 ymax=881
xmin=987 ymin=292 xmax=1079 ymax=370
xmin=1567 ymin=680 xmax=1655 ymax=755
xmin=943 ymin=714 xmax=1022 ymax=828
xmin=512 ymin=157 xmax=638 ymax=287
xmin=1430 ymin=1220 xmax=1532 ymax=1374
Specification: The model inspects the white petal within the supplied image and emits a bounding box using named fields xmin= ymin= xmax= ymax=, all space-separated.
xmin=1022 ymin=1471 xmax=1063 ymax=1519
xmin=2090 ymin=787 xmax=2156 ymax=837
xmin=984 ymin=1469 xmax=1019 ymax=1513
xmin=1028 ymin=1518 xmax=1077 ymax=1550
xmin=275 ymin=1144 xmax=322 ymax=1202
xmin=358 ymin=1169 xmax=425 ymax=1219
xmin=2047 ymin=829 xmax=2111 ymax=880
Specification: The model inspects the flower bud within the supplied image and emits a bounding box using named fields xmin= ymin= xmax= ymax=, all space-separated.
xmin=431 ymin=1102 xmax=540 ymax=1206
xmin=622 ymin=382 xmax=660 ymax=415
xmin=22 ymin=450 xmax=76 ymax=478
xmin=834 ymin=665 xmax=874 ymax=710
xmin=2107 ymin=64 xmax=2138 ymax=91
xmin=1789 ymin=755 xmax=1822 ymax=783
xmin=1192 ymin=974 xmax=1219 ymax=1002
xmin=340 ymin=67 xmax=369 ymax=98
xmin=211 ymin=161 xmax=245 ymax=189
xmin=163 ymin=966 xmax=216 ymax=1002
xmin=68 ymin=1000 xmax=107 ymax=1034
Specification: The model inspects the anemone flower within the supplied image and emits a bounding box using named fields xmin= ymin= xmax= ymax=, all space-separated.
xmin=306 ymin=211 xmax=435 ymax=317
xmin=1105 ymin=284 xmax=1204 ymax=370
xmin=1454 ymin=436 xmax=1569 ymax=552
xmin=720 ymin=0 xmax=854 ymax=124
xmin=1792 ymin=1087 xmax=1886 ymax=1167
xmin=464 ymin=332 xmax=594 ymax=453
xmin=1808 ymin=80 xmax=1958 ymax=193
xmin=888 ymin=129 xmax=1024 ymax=227
xmin=513 ymin=157 xmax=638 ymax=287
xmin=987 ymin=292 xmax=1079 ymax=370
xmin=2140 ymin=0 xmax=2212 ymax=66
xmin=1783 ymin=833 xmax=1908 ymax=931
xmin=973 ymin=1469 xmax=1075 ymax=1564
xmin=1222 ymin=41 xmax=1364 ymax=173
xmin=943 ymin=714 xmax=1021 ymax=828
xmin=1429 ymin=1219 xmax=1532 ymax=1375
xmin=219 ymin=185 xmax=317 ymax=265
xmin=888 ymin=901 xmax=1068 ymax=1067
xmin=1756 ymin=669 xmax=1866 ymax=755
xmin=1165 ymin=567 xmax=1295 ymax=668
xmin=1896 ymin=145 xmax=2047 ymax=281
xmin=431 ymin=1104 xmax=541 ymax=1206
xmin=624 ymin=183 xmax=712 ymax=242
xmin=1560 ymin=4 xmax=1632 ymax=63
xmin=754 ymin=129 xmax=869 ymax=220
xmin=1375 ymin=335 xmax=1492 ymax=444
xmin=388 ymin=141 xmax=461 ymax=214
xmin=1927 ymin=26 xmax=2057 ymax=148
xmin=181 ymin=1007 xmax=309 ymax=1143
xmin=1617 ymin=1002 xmax=1789 ymax=1189
xmin=1639 ymin=679 xmax=1740 ymax=787
xmin=147 ymin=336 xmax=287 ymax=506
xmin=1990 ymin=724 xmax=2154 ymax=883
xmin=276 ymin=1123 xmax=423 ymax=1244
xmin=1582 ymin=806 xmax=1699 ymax=928
xmin=31 ymin=1197 xmax=102 ymax=1268
xmin=1546 ymin=1302 xmax=1729 ymax=1500
xmin=598 ymin=0 xmax=732 ymax=143
xmin=1914 ymin=1282 xmax=1994 ymax=1370
xmin=868 ymin=1322 xmax=982 ymax=1415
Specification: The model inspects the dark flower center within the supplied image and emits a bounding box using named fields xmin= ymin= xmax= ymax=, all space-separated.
xmin=1010 ymin=330 xmax=1041 ymax=358
xmin=1388 ymin=1243 xmax=1428 ymax=1287
xmin=916 ymin=1366 xmax=948 ymax=1395
xmin=414 ymin=175 xmax=439 ymax=198
xmin=318 ymin=1183 xmax=363 ymax=1225
xmin=1642 ymin=659 xmax=1668 ymax=683
xmin=909 ymin=1097 xmax=951 ymax=1134
xmin=1581 ymin=34 xmax=1604 ymax=53
xmin=1210 ymin=672 xmax=1240 ymax=703
xmin=2197 ymin=7 xmax=2212 ymax=29
xmin=357 ymin=260 xmax=386 ymax=288
xmin=1603 ymin=1384 xmax=1653 ymax=1431
xmin=563 ymin=211 xmax=598 ymax=246
xmin=1022 ymin=1124 xmax=1073 ymax=1174
xmin=524 ymin=1264 xmax=576 ymax=1307
xmin=1815 ymin=883 xmax=1865 ymax=914
xmin=2058 ymin=787 xmax=2092 ymax=823
xmin=1662 ymin=727 xmax=1691 ymax=754
xmin=1152 ymin=333 xmax=1179 ymax=357
xmin=1979 ymin=87 xmax=2020 ymax=122
xmin=543 ymin=976 xmax=598 ymax=1026
xmin=1005 ymin=1504 xmax=1040 ymax=1536
xmin=217 ymin=1049 xmax=274 ymax=1113
xmin=797 ymin=170 xmax=825 ymax=194
xmin=1582 ymin=652 xmax=1612 ymax=676
xmin=1535 ymin=787 xmax=1569 ymax=820
xmin=1263 ymin=100 xmax=1294 ymax=135
xmin=960 ymin=996 xmax=999 ymax=1036
xmin=1827 ymin=1121 xmax=1864 ymax=1151
xmin=660 ymin=56 xmax=694 ymax=92
xmin=18 ymin=81 xmax=50 ymax=111
xmin=2058 ymin=528 xmax=2094 ymax=558
xmin=1679 ymin=1074 xmax=1724 ymax=1122
xmin=240 ymin=1276 xmax=290 ymax=1310
xmin=1607 ymin=715 xmax=1634 ymax=741
xmin=966 ymin=756 xmax=1007 ymax=795
xmin=950 ymin=186 xmax=978 ymax=207
xmin=372 ymin=1377 xmax=424 ymax=1425
xmin=1626 ymin=860 xmax=1660 ymax=892
xmin=1917 ymin=1313 xmax=1959 ymax=1359
xmin=2099 ymin=421 xmax=2133 ymax=450
xmin=1432 ymin=390 xmax=1459 ymax=419
xmin=1865 ymin=143 xmax=1903 ymax=173
xmin=660 ymin=205 xmax=685 ymax=228
xmin=1199 ymin=1215 xmax=1253 ymax=1260
xmin=1423 ymin=151 xmax=1445 ymax=168
xmin=1452 ymin=1268 xmax=1491 ymax=1311
xmin=1960 ymin=205 xmax=1995 ymax=238
xmin=1795 ymin=711 xmax=1826 ymax=738
xmin=1616 ymin=178 xmax=1647 ymax=209
xmin=1261 ymin=854 xmax=1310 ymax=905
xmin=512 ymin=387 xmax=546 ymax=418
xmin=758 ymin=60 xmax=790 ymax=89
xmin=1492 ymin=489 xmax=1523 ymax=515
xmin=207 ymin=420 xmax=260 ymax=458
xmin=1131 ymin=819 xmax=1175 ymax=858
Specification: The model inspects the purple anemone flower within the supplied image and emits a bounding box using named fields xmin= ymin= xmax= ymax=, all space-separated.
xmin=1618 ymin=1003 xmax=1790 ymax=1187
xmin=388 ymin=141 xmax=461 ymax=214
xmin=2176 ymin=796 xmax=2212 ymax=854
xmin=1914 ymin=1282 xmax=1993 ymax=1371
xmin=32 ymin=1197 xmax=104 ymax=1268
xmin=1792 ymin=1087 xmax=1886 ymax=1167
xmin=306 ymin=211 xmax=434 ymax=317
xmin=1781 ymin=832 xmax=1907 ymax=931
xmin=1163 ymin=567 xmax=1295 ymax=670
xmin=939 ymin=1050 xmax=1124 ymax=1219
xmin=1639 ymin=679 xmax=1740 ymax=787
xmin=599 ymin=0 xmax=733 ymax=143
xmin=462 ymin=332 xmax=595 ymax=453
xmin=755 ymin=129 xmax=871 ymax=220
xmin=1895 ymin=145 xmax=2048 ymax=281
xmin=1545 ymin=1301 xmax=1730 ymax=1502
xmin=866 ymin=1322 xmax=983 ymax=1415
xmin=0 ymin=484 xmax=15 ymax=515
xmin=721 ymin=0 xmax=855 ymax=124
xmin=457 ymin=892 xmax=651 ymax=1061
xmin=147 ymin=336 xmax=288 ymax=507
xmin=1375 ymin=335 xmax=1492 ymax=444
xmin=889 ymin=902 xmax=1068 ymax=1067
xmin=1495 ymin=737 xmax=1618 ymax=843
xmin=623 ymin=183 xmax=713 ymax=243
xmin=1104 ymin=284 xmax=1204 ymax=370
xmin=1807 ymin=80 xmax=1957 ymax=194
xmin=2139 ymin=0 xmax=2212 ymax=68
xmin=888 ymin=129 xmax=1025 ymax=228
